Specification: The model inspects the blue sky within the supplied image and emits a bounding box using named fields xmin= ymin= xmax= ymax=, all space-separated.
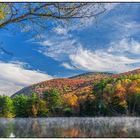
xmin=1 ymin=3 xmax=140 ymax=95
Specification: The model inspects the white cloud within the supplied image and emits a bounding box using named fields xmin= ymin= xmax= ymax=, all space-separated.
xmin=39 ymin=39 xmax=80 ymax=61
xmin=37 ymin=32 xmax=80 ymax=61
xmin=69 ymin=46 xmax=140 ymax=73
xmin=38 ymin=40 xmax=53 ymax=47
xmin=0 ymin=61 xmax=53 ymax=96
xmin=21 ymin=25 xmax=31 ymax=33
xmin=61 ymin=62 xmax=75 ymax=70
xmin=108 ymin=38 xmax=140 ymax=54
xmin=53 ymin=27 xmax=68 ymax=35
xmin=114 ymin=21 xmax=140 ymax=38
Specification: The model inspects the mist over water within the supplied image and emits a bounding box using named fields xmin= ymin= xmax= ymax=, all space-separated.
xmin=0 ymin=117 xmax=140 ymax=138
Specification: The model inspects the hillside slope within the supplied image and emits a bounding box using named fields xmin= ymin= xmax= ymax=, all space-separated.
xmin=12 ymin=69 xmax=140 ymax=98
xmin=12 ymin=72 xmax=112 ymax=97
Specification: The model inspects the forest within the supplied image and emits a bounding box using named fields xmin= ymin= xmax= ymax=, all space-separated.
xmin=1 ymin=74 xmax=140 ymax=118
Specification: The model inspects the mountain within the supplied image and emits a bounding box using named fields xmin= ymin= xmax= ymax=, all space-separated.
xmin=70 ymin=72 xmax=113 ymax=80
xmin=12 ymin=69 xmax=140 ymax=98
xmin=12 ymin=72 xmax=112 ymax=98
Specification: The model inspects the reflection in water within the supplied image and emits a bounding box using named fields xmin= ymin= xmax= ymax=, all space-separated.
xmin=0 ymin=117 xmax=140 ymax=137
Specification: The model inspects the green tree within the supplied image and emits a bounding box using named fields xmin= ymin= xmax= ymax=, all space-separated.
xmin=0 ymin=95 xmax=15 ymax=118
xmin=13 ymin=94 xmax=48 ymax=117
xmin=93 ymin=79 xmax=110 ymax=115
xmin=109 ymin=96 xmax=128 ymax=115
xmin=126 ymin=86 xmax=140 ymax=115
xmin=12 ymin=95 xmax=29 ymax=117
xmin=37 ymin=98 xmax=48 ymax=117
xmin=43 ymin=89 xmax=62 ymax=115
xmin=63 ymin=107 xmax=73 ymax=117
xmin=26 ymin=93 xmax=38 ymax=117
xmin=26 ymin=93 xmax=49 ymax=117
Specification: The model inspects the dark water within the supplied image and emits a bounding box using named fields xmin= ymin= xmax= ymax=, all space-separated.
xmin=0 ymin=117 xmax=140 ymax=138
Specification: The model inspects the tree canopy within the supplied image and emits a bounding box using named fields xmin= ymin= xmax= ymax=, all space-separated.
xmin=0 ymin=3 xmax=106 ymax=30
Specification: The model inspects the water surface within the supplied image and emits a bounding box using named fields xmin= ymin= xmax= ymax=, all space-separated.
xmin=0 ymin=117 xmax=140 ymax=138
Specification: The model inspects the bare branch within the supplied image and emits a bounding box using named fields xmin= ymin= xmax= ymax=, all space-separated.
xmin=0 ymin=3 xmax=107 ymax=30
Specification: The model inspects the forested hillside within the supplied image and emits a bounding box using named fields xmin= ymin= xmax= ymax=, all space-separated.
xmin=1 ymin=69 xmax=140 ymax=117
xmin=12 ymin=72 xmax=112 ymax=97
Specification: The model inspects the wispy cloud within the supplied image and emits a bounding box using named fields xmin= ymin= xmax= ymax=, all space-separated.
xmin=113 ymin=20 xmax=140 ymax=39
xmin=69 ymin=45 xmax=140 ymax=73
xmin=53 ymin=27 xmax=68 ymax=35
xmin=38 ymin=38 xmax=80 ymax=61
xmin=108 ymin=38 xmax=140 ymax=54
xmin=38 ymin=31 xmax=140 ymax=73
xmin=21 ymin=25 xmax=31 ymax=33
xmin=0 ymin=61 xmax=53 ymax=96
xmin=38 ymin=40 xmax=53 ymax=47
xmin=37 ymin=27 xmax=80 ymax=61
xmin=61 ymin=62 xmax=75 ymax=70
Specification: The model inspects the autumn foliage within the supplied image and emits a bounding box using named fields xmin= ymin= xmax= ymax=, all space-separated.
xmin=1 ymin=70 xmax=140 ymax=117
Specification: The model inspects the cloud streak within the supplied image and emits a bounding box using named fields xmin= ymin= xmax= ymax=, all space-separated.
xmin=108 ymin=38 xmax=140 ymax=54
xmin=69 ymin=45 xmax=140 ymax=73
xmin=38 ymin=33 xmax=140 ymax=73
xmin=61 ymin=62 xmax=75 ymax=70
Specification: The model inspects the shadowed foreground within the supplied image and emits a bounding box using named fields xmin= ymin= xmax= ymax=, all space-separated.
xmin=0 ymin=117 xmax=140 ymax=138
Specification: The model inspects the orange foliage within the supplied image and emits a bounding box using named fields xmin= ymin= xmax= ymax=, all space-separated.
xmin=31 ymin=105 xmax=37 ymax=117
xmin=63 ymin=94 xmax=78 ymax=107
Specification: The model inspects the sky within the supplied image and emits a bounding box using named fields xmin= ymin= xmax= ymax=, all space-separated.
xmin=1 ymin=3 xmax=140 ymax=96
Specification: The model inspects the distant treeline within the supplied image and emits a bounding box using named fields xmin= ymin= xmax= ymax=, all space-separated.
xmin=1 ymin=74 xmax=140 ymax=117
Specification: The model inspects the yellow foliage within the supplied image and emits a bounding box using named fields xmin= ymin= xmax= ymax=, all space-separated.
xmin=63 ymin=94 xmax=78 ymax=107
xmin=122 ymin=79 xmax=131 ymax=87
xmin=115 ymin=82 xmax=122 ymax=90
xmin=31 ymin=105 xmax=38 ymax=117
xmin=136 ymin=79 xmax=140 ymax=87
xmin=0 ymin=4 xmax=7 ymax=20
xmin=0 ymin=10 xmax=5 ymax=20
xmin=119 ymin=100 xmax=127 ymax=108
